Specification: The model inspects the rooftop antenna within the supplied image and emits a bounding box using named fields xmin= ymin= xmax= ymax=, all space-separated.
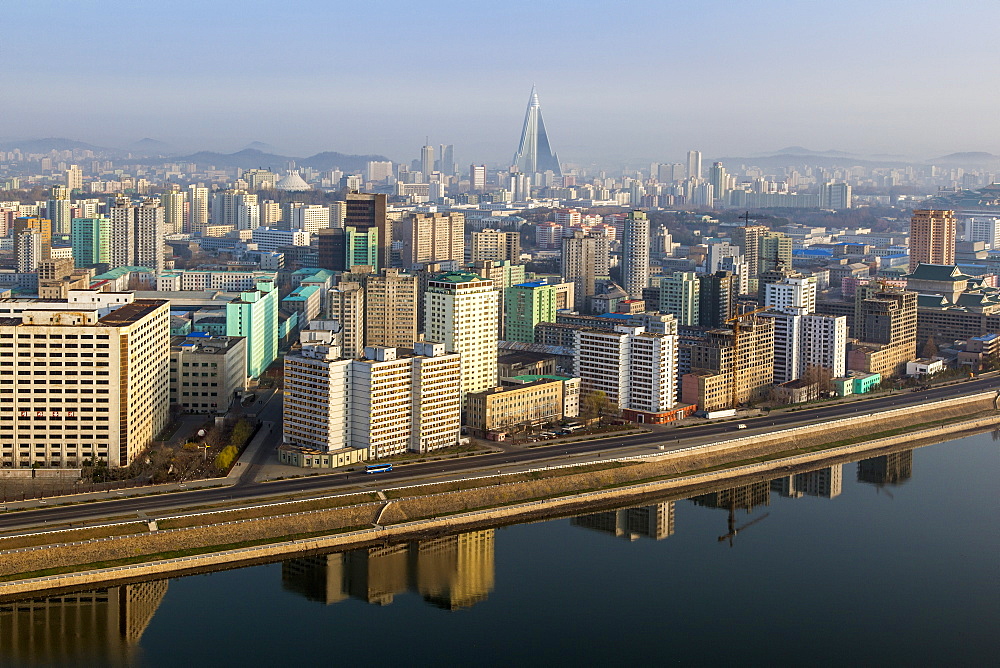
xmin=740 ymin=210 xmax=751 ymax=228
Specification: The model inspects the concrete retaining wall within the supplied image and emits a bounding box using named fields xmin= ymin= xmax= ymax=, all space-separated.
xmin=2 ymin=403 xmax=997 ymax=598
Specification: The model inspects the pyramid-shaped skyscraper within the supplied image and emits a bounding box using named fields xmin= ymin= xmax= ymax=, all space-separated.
xmin=512 ymin=86 xmax=561 ymax=177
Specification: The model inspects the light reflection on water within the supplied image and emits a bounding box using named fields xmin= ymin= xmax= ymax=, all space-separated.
xmin=1 ymin=435 xmax=996 ymax=667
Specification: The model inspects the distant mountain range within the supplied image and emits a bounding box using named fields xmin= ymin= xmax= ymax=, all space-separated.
xmin=0 ymin=137 xmax=114 ymax=153
xmin=125 ymin=148 xmax=391 ymax=173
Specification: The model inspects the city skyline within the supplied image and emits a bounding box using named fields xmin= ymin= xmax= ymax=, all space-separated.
xmin=3 ymin=1 xmax=999 ymax=163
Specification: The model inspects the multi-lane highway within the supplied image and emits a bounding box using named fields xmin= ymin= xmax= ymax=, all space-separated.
xmin=1 ymin=376 xmax=997 ymax=532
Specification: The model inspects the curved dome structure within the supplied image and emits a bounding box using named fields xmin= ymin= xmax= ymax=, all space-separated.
xmin=274 ymin=170 xmax=311 ymax=191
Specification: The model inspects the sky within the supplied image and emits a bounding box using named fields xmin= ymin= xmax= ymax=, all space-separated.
xmin=3 ymin=0 xmax=999 ymax=166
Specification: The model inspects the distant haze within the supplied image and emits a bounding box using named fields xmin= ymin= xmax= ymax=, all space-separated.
xmin=3 ymin=0 xmax=999 ymax=166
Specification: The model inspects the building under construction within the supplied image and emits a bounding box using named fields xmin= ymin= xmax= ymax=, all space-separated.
xmin=681 ymin=316 xmax=775 ymax=411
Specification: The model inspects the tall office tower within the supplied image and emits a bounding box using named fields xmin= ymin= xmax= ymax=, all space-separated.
xmin=504 ymin=280 xmax=558 ymax=343
xmin=687 ymin=150 xmax=702 ymax=181
xmin=289 ymin=204 xmax=330 ymax=233
xmin=471 ymin=229 xmax=520 ymax=263
xmin=345 ymin=192 xmax=390 ymax=270
xmin=682 ymin=317 xmax=775 ymax=411
xmin=512 ymin=86 xmax=562 ymax=176
xmin=71 ymin=216 xmax=111 ymax=268
xmin=438 ymin=144 xmax=454 ymax=175
xmin=764 ymin=275 xmax=817 ymax=313
xmin=65 ymin=164 xmax=83 ymax=191
xmin=470 ymin=164 xmax=487 ymax=192
xmin=12 ymin=216 xmax=52 ymax=261
xmin=317 ymin=228 xmax=344 ymax=271
xmin=187 ymin=185 xmax=209 ymax=235
xmin=652 ymin=226 xmax=674 ymax=258
xmin=46 ymin=186 xmax=73 ymax=235
xmin=0 ymin=297 xmax=170 ymax=469
xmin=398 ymin=212 xmax=465 ymax=269
xmin=420 ymin=144 xmax=434 ymax=181
xmin=109 ymin=198 xmax=166 ymax=272
xmin=849 ymin=288 xmax=917 ymax=377
xmin=709 ymin=162 xmax=728 ymax=201
xmin=425 ymin=271 xmax=499 ymax=400
xmin=699 ymin=270 xmax=736 ymax=328
xmin=161 ymin=189 xmax=186 ymax=235
xmin=345 ymin=226 xmax=379 ymax=269
xmin=732 ymin=224 xmax=769 ymax=277
xmin=16 ymin=229 xmax=43 ymax=272
xmin=561 ymin=230 xmax=608 ymax=299
xmin=659 ymin=271 xmax=701 ymax=325
xmin=820 ymin=182 xmax=853 ymax=209
xmin=364 ymin=269 xmax=418 ymax=348
xmin=329 ymin=282 xmax=367 ymax=358
xmin=621 ymin=210 xmax=650 ymax=299
xmin=759 ymin=231 xmax=793 ymax=274
xmin=573 ymin=325 xmax=679 ymax=423
xmin=909 ymin=209 xmax=957 ymax=271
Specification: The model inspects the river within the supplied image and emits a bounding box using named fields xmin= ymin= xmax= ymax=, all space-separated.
xmin=1 ymin=431 xmax=997 ymax=667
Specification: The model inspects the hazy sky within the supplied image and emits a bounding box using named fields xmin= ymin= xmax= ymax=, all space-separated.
xmin=3 ymin=0 xmax=998 ymax=166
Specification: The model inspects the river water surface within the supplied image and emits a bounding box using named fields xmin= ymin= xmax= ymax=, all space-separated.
xmin=2 ymin=432 xmax=998 ymax=667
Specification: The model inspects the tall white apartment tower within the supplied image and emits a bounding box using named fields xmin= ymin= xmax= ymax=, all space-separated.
xmin=109 ymin=198 xmax=166 ymax=272
xmin=161 ymin=189 xmax=186 ymax=235
xmin=764 ymin=276 xmax=817 ymax=313
xmin=621 ymin=210 xmax=650 ymax=299
xmin=187 ymin=185 xmax=210 ymax=235
xmin=687 ymin=150 xmax=702 ymax=181
xmin=425 ymin=272 xmax=499 ymax=400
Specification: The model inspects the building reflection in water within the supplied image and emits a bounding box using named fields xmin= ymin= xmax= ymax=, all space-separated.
xmin=572 ymin=503 xmax=675 ymax=541
xmin=771 ymin=465 xmax=843 ymax=499
xmin=282 ymin=529 xmax=496 ymax=610
xmin=0 ymin=580 xmax=168 ymax=666
xmin=857 ymin=450 xmax=913 ymax=486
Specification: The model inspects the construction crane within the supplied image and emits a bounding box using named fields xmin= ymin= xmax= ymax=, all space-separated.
xmin=724 ymin=306 xmax=770 ymax=409
xmin=718 ymin=508 xmax=770 ymax=547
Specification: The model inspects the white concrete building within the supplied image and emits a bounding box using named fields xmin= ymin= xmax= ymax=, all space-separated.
xmin=659 ymin=271 xmax=700 ymax=326
xmin=251 ymin=227 xmax=310 ymax=253
xmin=621 ymin=211 xmax=650 ymax=299
xmin=282 ymin=338 xmax=462 ymax=462
xmin=761 ymin=309 xmax=847 ymax=384
xmin=759 ymin=310 xmax=803 ymax=384
xmin=573 ymin=325 xmax=679 ymax=423
xmin=764 ymin=276 xmax=817 ymax=313
xmin=425 ymin=272 xmax=499 ymax=400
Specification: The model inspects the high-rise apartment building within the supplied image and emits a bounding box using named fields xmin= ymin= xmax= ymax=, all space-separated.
xmin=759 ymin=231 xmax=793 ymax=274
xmin=659 ymin=271 xmax=701 ymax=326
xmin=504 ymin=281 xmax=558 ymax=343
xmin=46 ymin=187 xmax=73 ymax=235
xmin=186 ymin=185 xmax=209 ymax=235
xmin=225 ymin=279 xmax=278 ymax=378
xmin=345 ymin=192 xmax=390 ymax=270
xmin=963 ymin=216 xmax=1000 ymax=248
xmin=398 ymin=212 xmax=465 ymax=269
xmin=65 ymin=164 xmax=83 ymax=192
xmin=109 ymin=198 xmax=166 ymax=273
xmin=759 ymin=310 xmax=847 ymax=384
xmin=425 ymin=272 xmax=499 ymax=400
xmin=909 ymin=209 xmax=956 ymax=272
xmin=71 ymin=216 xmax=111 ymax=268
xmin=363 ymin=269 xmax=418 ymax=349
xmin=621 ymin=210 xmax=650 ymax=299
xmin=698 ymin=271 xmax=736 ymax=328
xmin=420 ymin=145 xmax=435 ymax=180
xmin=13 ymin=216 xmax=52 ymax=262
xmin=161 ymin=189 xmax=186 ymax=235
xmin=16 ymin=229 xmax=44 ymax=273
xmin=471 ymin=229 xmax=520 ymax=263
xmin=0 ymin=298 xmax=170 ymax=469
xmin=709 ymin=162 xmax=728 ymax=201
xmin=561 ymin=231 xmax=608 ymax=300
xmin=573 ymin=325 xmax=681 ymax=423
xmin=820 ymin=182 xmax=853 ymax=209
xmin=764 ymin=275 xmax=817 ymax=313
xmin=732 ymin=225 xmax=769 ymax=278
xmin=283 ymin=339 xmax=461 ymax=461
xmin=329 ymin=282 xmax=366 ymax=358
xmin=288 ymin=204 xmax=330 ymax=233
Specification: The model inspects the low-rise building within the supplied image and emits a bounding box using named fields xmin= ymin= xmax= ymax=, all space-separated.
xmin=906 ymin=357 xmax=945 ymax=376
xmin=465 ymin=377 xmax=573 ymax=436
xmin=169 ymin=333 xmax=247 ymax=414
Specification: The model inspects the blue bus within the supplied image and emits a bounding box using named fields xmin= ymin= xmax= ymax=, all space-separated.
xmin=365 ymin=463 xmax=393 ymax=474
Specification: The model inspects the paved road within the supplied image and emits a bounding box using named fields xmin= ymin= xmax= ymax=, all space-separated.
xmin=1 ymin=377 xmax=997 ymax=532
